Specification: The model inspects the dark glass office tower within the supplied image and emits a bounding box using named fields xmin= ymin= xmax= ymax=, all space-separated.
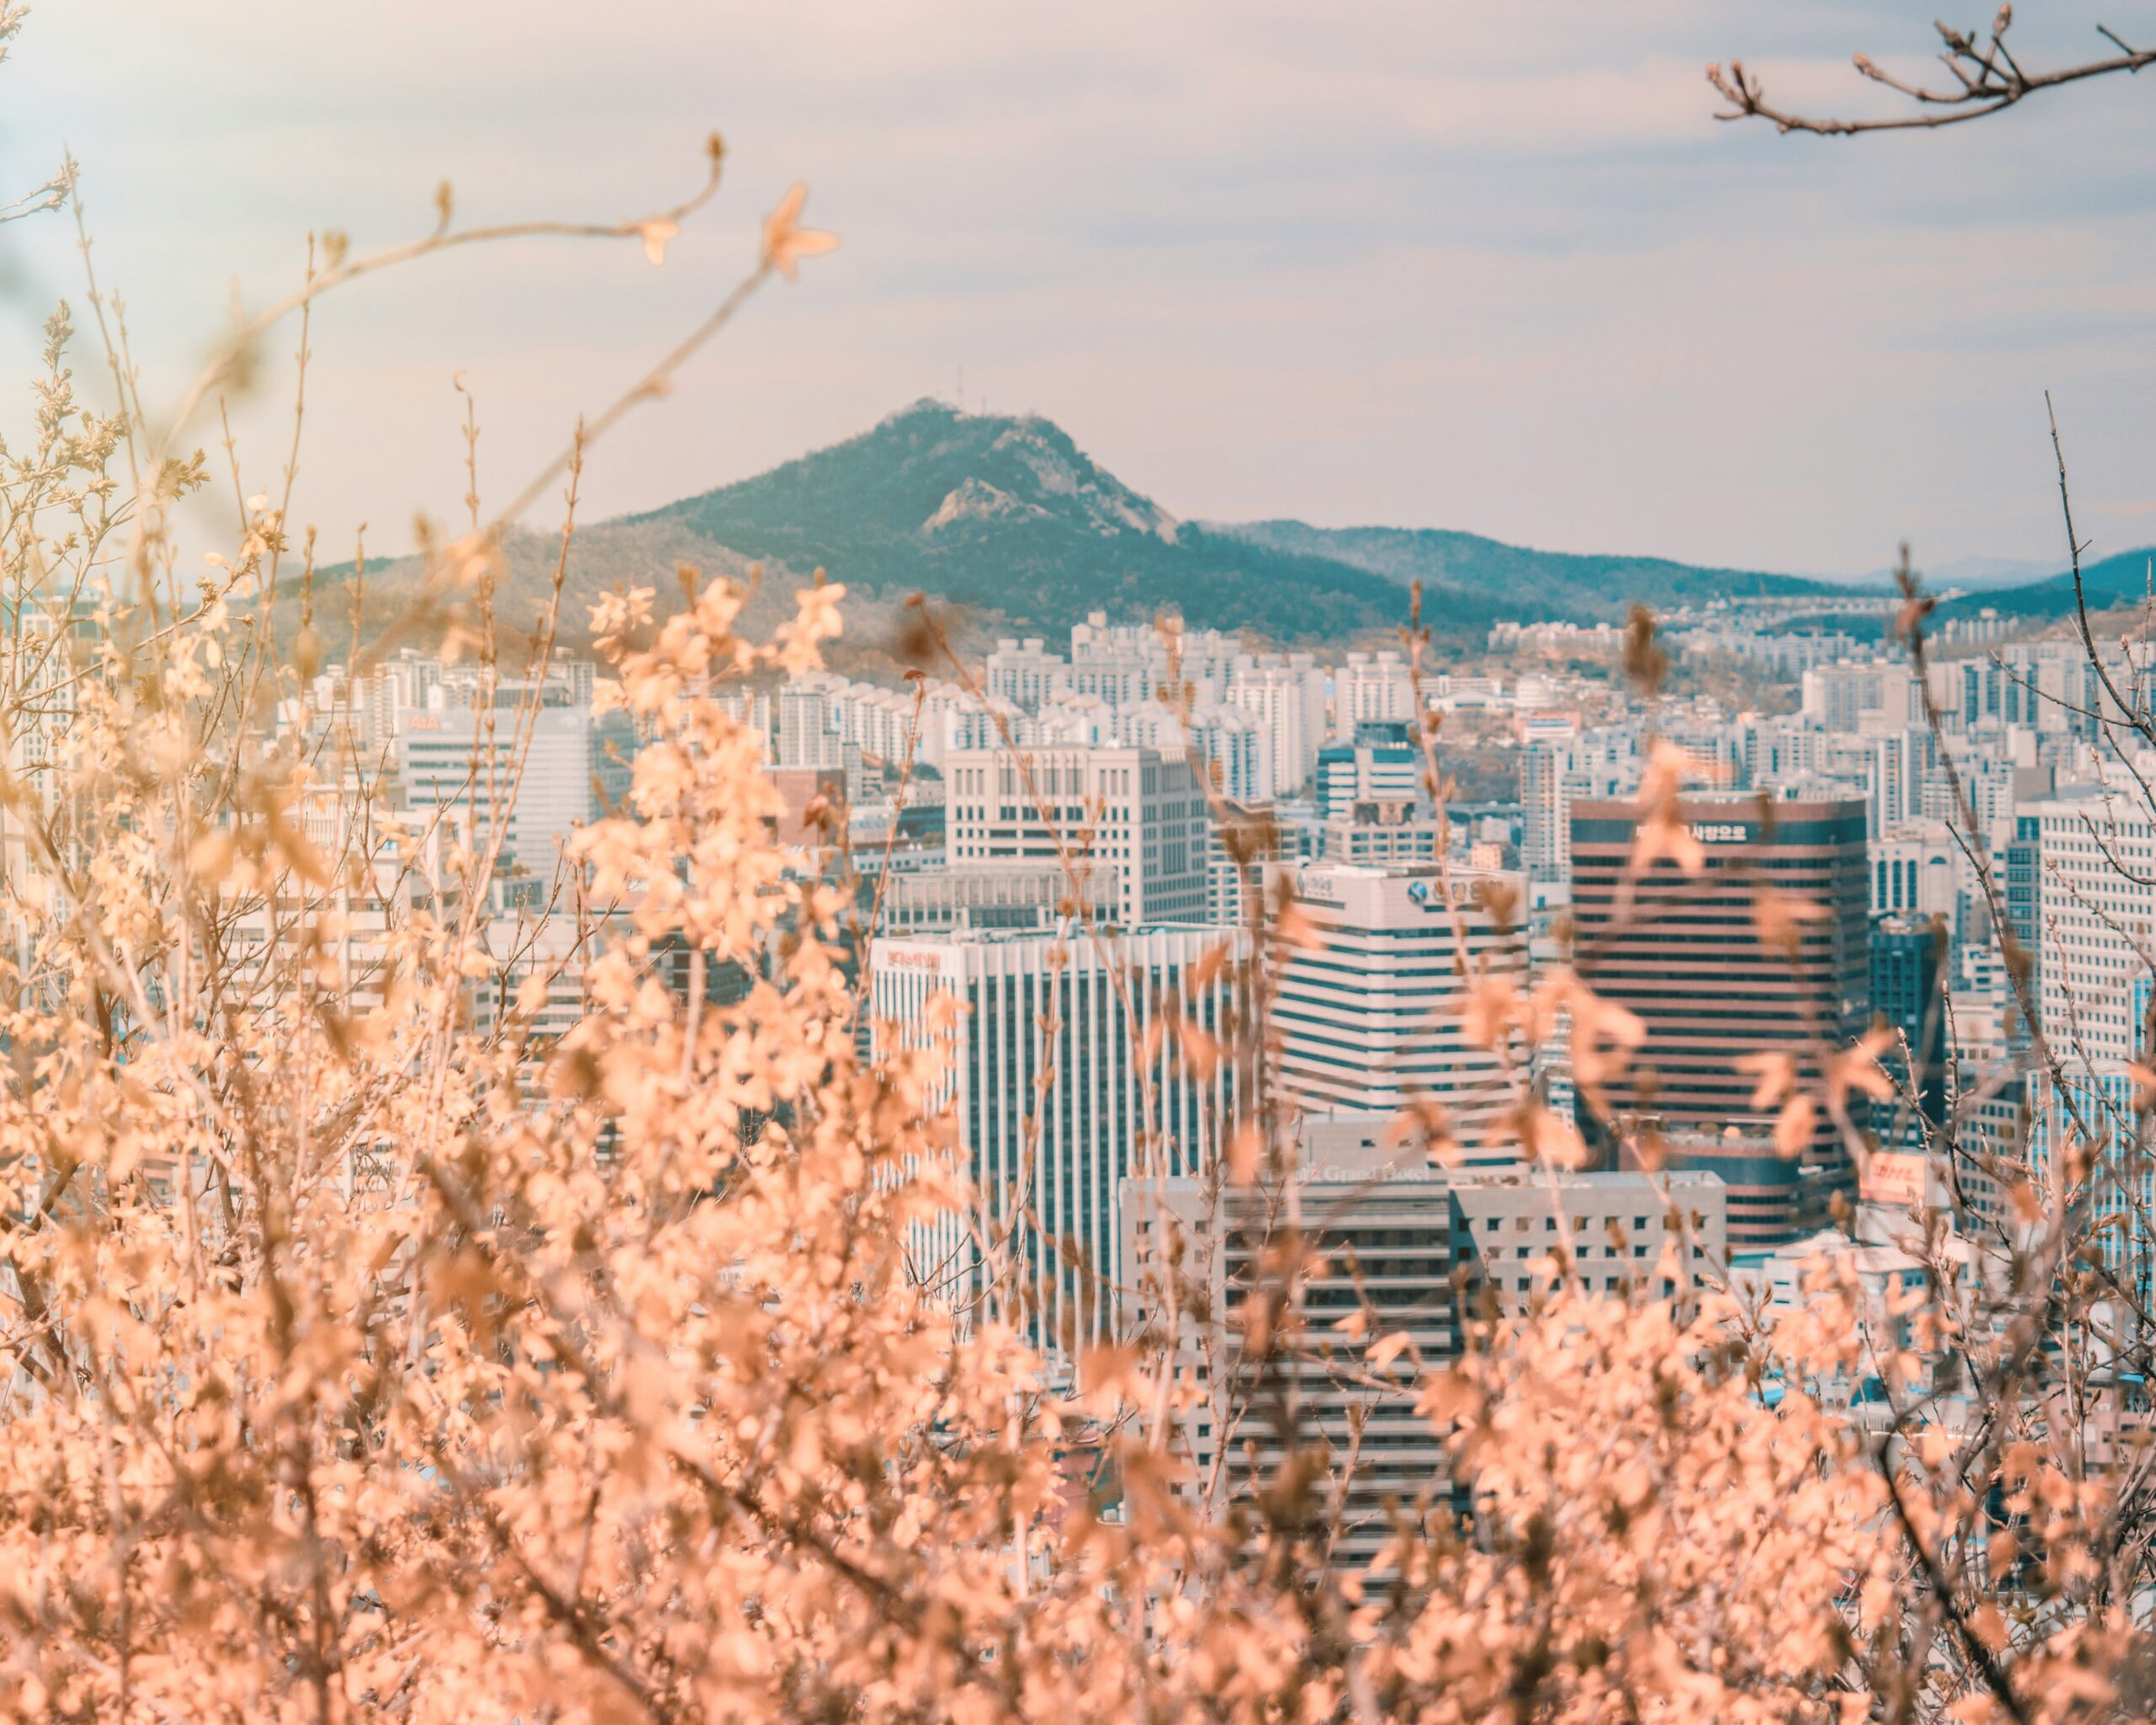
xmin=1570 ymin=796 xmax=1870 ymax=1243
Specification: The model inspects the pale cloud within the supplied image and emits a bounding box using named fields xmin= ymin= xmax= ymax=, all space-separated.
xmin=0 ymin=0 xmax=2149 ymax=579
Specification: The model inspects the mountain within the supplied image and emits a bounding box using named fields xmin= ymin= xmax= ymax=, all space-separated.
xmin=302 ymin=400 xmax=1872 ymax=665
xmin=1937 ymin=546 xmax=2156 ymax=620
xmin=1210 ymin=520 xmax=1835 ymax=618
xmin=1865 ymin=552 xmax=2059 ymax=590
xmin=632 ymin=399 xmax=1451 ymax=643
xmin=632 ymin=399 xmax=1854 ymax=643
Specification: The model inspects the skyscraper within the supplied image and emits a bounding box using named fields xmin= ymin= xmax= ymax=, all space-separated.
xmin=1123 ymin=1152 xmax=1726 ymax=1570
xmin=1569 ymin=795 xmax=1870 ymax=1240
xmin=871 ymin=924 xmax=1246 ymax=1360
xmin=1273 ymin=860 xmax=1529 ymax=1162
xmin=398 ymin=700 xmax=635 ymax=882
xmin=1870 ymin=913 xmax=1948 ymax=1140
xmin=942 ymin=744 xmax=1209 ymax=926
xmin=2027 ymin=793 xmax=2156 ymax=1299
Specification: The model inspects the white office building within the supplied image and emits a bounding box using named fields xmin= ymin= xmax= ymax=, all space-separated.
xmin=398 ymin=700 xmax=634 ymax=883
xmin=1273 ymin=861 xmax=1530 ymax=1161
xmin=2029 ymin=793 xmax=2156 ymax=1300
xmin=873 ymin=924 xmax=1247 ymax=1359
xmin=1871 ymin=821 xmax=1958 ymax=924
xmin=942 ymin=744 xmax=1209 ymax=925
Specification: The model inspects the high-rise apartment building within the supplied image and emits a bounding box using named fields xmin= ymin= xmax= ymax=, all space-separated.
xmin=775 ymin=681 xmax=846 ymax=770
xmin=1519 ymin=724 xmax=1643 ymax=887
xmin=1228 ymin=652 xmax=1327 ymax=798
xmin=357 ymin=649 xmax=446 ymax=756
xmin=1103 ymin=700 xmax=1264 ymax=802
xmin=1800 ymin=662 xmax=1918 ymax=734
xmin=1336 ymin=649 xmax=1415 ymax=733
xmin=1569 ymin=795 xmax=1870 ymax=1240
xmin=1865 ymin=729 xmax=1938 ymax=837
xmin=1998 ymin=644 xmax=2102 ymax=737
xmin=942 ymin=745 xmax=1209 ymax=925
xmin=872 ymin=924 xmax=1246 ymax=1359
xmin=1273 ymin=861 xmax=1529 ymax=1160
xmin=2026 ymin=794 xmax=2156 ymax=1297
xmin=1519 ymin=736 xmax=1577 ymax=885
xmin=984 ymin=637 xmax=1071 ymax=713
xmin=1067 ymin=611 xmax=1238 ymax=708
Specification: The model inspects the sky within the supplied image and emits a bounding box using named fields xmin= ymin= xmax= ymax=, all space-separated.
xmin=3 ymin=2 xmax=2154 ymax=581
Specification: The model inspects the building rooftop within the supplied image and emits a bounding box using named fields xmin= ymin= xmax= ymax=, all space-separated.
xmin=874 ymin=920 xmax=1237 ymax=948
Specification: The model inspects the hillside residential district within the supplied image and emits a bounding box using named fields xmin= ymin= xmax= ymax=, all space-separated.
xmin=259 ymin=583 xmax=2141 ymax=1546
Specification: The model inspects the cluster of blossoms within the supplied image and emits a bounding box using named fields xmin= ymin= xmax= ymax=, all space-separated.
xmin=0 ymin=72 xmax=2140 ymax=1717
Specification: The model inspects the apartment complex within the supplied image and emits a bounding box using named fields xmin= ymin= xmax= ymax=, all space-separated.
xmin=2028 ymin=793 xmax=2156 ymax=1299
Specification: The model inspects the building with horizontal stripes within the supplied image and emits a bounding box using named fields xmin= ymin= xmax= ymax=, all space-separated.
xmin=1273 ymin=861 xmax=1529 ymax=1163
xmin=1569 ymin=795 xmax=1870 ymax=1243
xmin=942 ymin=744 xmax=1209 ymax=927
xmin=870 ymin=924 xmax=1247 ymax=1362
xmin=1123 ymin=1154 xmax=1725 ymax=1569
xmin=2026 ymin=795 xmax=2156 ymax=1305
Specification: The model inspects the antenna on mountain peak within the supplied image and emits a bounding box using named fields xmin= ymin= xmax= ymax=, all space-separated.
xmin=956 ymin=365 xmax=965 ymax=413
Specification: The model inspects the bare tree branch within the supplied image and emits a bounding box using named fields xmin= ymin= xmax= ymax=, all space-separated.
xmin=1709 ymin=11 xmax=2156 ymax=136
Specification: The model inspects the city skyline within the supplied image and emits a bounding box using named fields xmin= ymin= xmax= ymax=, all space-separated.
xmin=8 ymin=8 xmax=2156 ymax=1708
xmin=5 ymin=3 xmax=2156 ymax=581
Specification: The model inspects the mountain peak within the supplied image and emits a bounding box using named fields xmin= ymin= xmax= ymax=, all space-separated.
xmin=625 ymin=401 xmax=1847 ymax=644
xmin=876 ymin=394 xmax=969 ymax=430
